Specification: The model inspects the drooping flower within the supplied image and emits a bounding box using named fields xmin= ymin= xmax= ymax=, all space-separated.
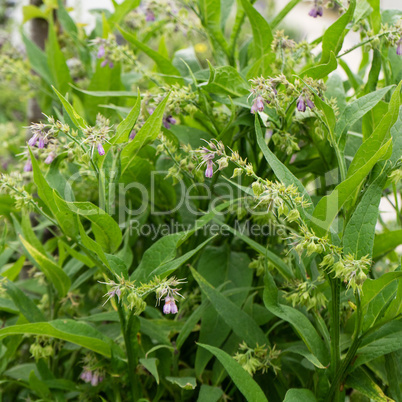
xmin=145 ymin=9 xmax=155 ymax=22
xmin=205 ymin=159 xmax=214 ymax=178
xmin=163 ymin=115 xmax=177 ymax=129
xmin=397 ymin=38 xmax=402 ymax=56
xmin=251 ymin=96 xmax=265 ymax=114
xmin=163 ymin=296 xmax=178 ymax=314
xmin=97 ymin=45 xmax=105 ymax=59
xmin=309 ymin=0 xmax=323 ymax=18
xmin=80 ymin=368 xmax=104 ymax=387
xmin=23 ymin=160 xmax=32 ymax=172
xmin=44 ymin=152 xmax=56 ymax=165
xmin=129 ymin=129 xmax=136 ymax=140
xmin=97 ymin=143 xmax=105 ymax=156
xmin=306 ymin=98 xmax=315 ymax=109
xmin=100 ymin=60 xmax=108 ymax=68
xmin=297 ymin=96 xmax=306 ymax=112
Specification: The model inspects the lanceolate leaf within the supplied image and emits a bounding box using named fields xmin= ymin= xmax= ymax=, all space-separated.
xmin=240 ymin=0 xmax=273 ymax=60
xmin=19 ymin=236 xmax=71 ymax=297
xmin=320 ymin=0 xmax=356 ymax=63
xmin=343 ymin=172 xmax=387 ymax=259
xmin=0 ymin=320 xmax=112 ymax=357
xmin=373 ymin=229 xmax=402 ymax=258
xmin=121 ymin=93 xmax=170 ymax=175
xmin=197 ymin=343 xmax=268 ymax=402
xmin=311 ymin=138 xmax=392 ymax=236
xmin=191 ymin=268 xmax=267 ymax=347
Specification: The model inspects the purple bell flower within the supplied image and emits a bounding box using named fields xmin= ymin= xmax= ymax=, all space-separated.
xmin=306 ymin=98 xmax=315 ymax=109
xmin=205 ymin=160 xmax=214 ymax=178
xmin=97 ymin=45 xmax=105 ymax=59
xmin=297 ymin=96 xmax=306 ymax=112
xmin=97 ymin=143 xmax=105 ymax=156
xmin=24 ymin=160 xmax=33 ymax=172
xmin=28 ymin=133 xmax=39 ymax=147
xmin=397 ymin=38 xmax=402 ymax=56
xmin=45 ymin=153 xmax=56 ymax=164
xmin=100 ymin=60 xmax=108 ymax=68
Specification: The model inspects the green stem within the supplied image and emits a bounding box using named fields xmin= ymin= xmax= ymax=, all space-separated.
xmin=117 ymin=304 xmax=139 ymax=401
xmin=326 ymin=292 xmax=362 ymax=401
xmin=270 ymin=0 xmax=301 ymax=29
xmin=329 ymin=276 xmax=341 ymax=383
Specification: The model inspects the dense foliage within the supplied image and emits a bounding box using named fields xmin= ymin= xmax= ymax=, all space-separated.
xmin=0 ymin=0 xmax=401 ymax=401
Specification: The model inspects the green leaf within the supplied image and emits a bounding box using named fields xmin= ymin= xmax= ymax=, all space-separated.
xmin=320 ymin=0 xmax=356 ymax=63
xmin=335 ymin=86 xmax=394 ymax=142
xmin=19 ymin=236 xmax=71 ymax=297
xmin=283 ymin=389 xmax=317 ymax=402
xmin=347 ymin=82 xmax=401 ymax=179
xmin=203 ymin=64 xmax=250 ymax=98
xmin=121 ymin=93 xmax=170 ymax=175
xmin=165 ymin=376 xmax=197 ymax=390
xmin=385 ymin=352 xmax=402 ymax=402
xmin=255 ymin=116 xmax=313 ymax=215
xmin=263 ymin=270 xmax=328 ymax=366
xmin=343 ymin=172 xmax=387 ymax=259
xmin=109 ymin=0 xmax=140 ymax=25
xmin=302 ymin=52 xmax=337 ymax=80
xmin=57 ymin=0 xmax=78 ymax=36
xmin=240 ymin=0 xmax=273 ymax=60
xmin=373 ymin=230 xmax=402 ymax=258
xmin=118 ymin=27 xmax=182 ymax=85
xmin=345 ymin=367 xmax=392 ymax=401
xmin=197 ymin=385 xmax=224 ymax=402
xmin=197 ymin=343 xmax=268 ymax=402
xmin=311 ymin=138 xmax=392 ymax=236
xmin=0 ymin=320 xmax=112 ymax=357
xmin=219 ymin=221 xmax=293 ymax=280
xmin=111 ymin=90 xmax=141 ymax=144
xmin=361 ymin=272 xmax=402 ymax=309
xmin=69 ymin=84 xmax=139 ymax=98
xmin=0 ymin=256 xmax=25 ymax=281
xmin=198 ymin=0 xmax=229 ymax=56
xmin=3 ymin=280 xmax=46 ymax=322
xmin=139 ymin=358 xmax=159 ymax=384
xmin=46 ymin=18 xmax=72 ymax=95
xmin=22 ymin=5 xmax=47 ymax=23
xmin=286 ymin=344 xmax=327 ymax=369
xmin=355 ymin=321 xmax=402 ymax=368
xmin=52 ymin=86 xmax=87 ymax=129
xmin=191 ymin=268 xmax=267 ymax=347
xmin=53 ymin=193 xmax=122 ymax=254
xmin=22 ymin=32 xmax=53 ymax=85
xmin=131 ymin=232 xmax=184 ymax=283
xmin=149 ymin=236 xmax=215 ymax=280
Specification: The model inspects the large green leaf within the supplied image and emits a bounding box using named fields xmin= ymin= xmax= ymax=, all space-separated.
xmin=320 ymin=0 xmax=356 ymax=63
xmin=240 ymin=0 xmax=273 ymax=60
xmin=0 ymin=320 xmax=112 ymax=357
xmin=20 ymin=236 xmax=71 ymax=297
xmin=373 ymin=230 xmax=402 ymax=258
xmin=302 ymin=52 xmax=338 ymax=80
xmin=53 ymin=193 xmax=122 ymax=254
xmin=343 ymin=172 xmax=387 ymax=259
xmin=263 ymin=270 xmax=328 ymax=365
xmin=203 ymin=64 xmax=250 ymax=98
xmin=311 ymin=138 xmax=392 ymax=236
xmin=192 ymin=268 xmax=266 ymax=347
xmin=197 ymin=343 xmax=268 ymax=402
xmin=109 ymin=0 xmax=140 ymax=25
xmin=335 ymin=86 xmax=394 ymax=143
xmin=22 ymin=32 xmax=52 ymax=85
xmin=121 ymin=93 xmax=170 ymax=175
xmin=283 ymin=389 xmax=317 ymax=402
xmin=347 ymin=82 xmax=401 ymax=178
xmin=3 ymin=280 xmax=46 ymax=323
xmin=345 ymin=368 xmax=392 ymax=402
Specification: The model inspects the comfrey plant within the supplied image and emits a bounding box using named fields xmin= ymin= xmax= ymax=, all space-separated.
xmin=0 ymin=0 xmax=401 ymax=401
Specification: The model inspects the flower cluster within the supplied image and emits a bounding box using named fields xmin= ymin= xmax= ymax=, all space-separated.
xmin=321 ymin=254 xmax=370 ymax=293
xmin=91 ymin=35 xmax=135 ymax=68
xmin=100 ymin=275 xmax=186 ymax=315
xmin=79 ymin=355 xmax=105 ymax=387
xmin=285 ymin=279 xmax=327 ymax=311
xmin=197 ymin=140 xmax=228 ymax=179
xmin=0 ymin=172 xmax=32 ymax=209
xmin=29 ymin=337 xmax=54 ymax=360
xmin=82 ymin=114 xmax=113 ymax=157
xmin=234 ymin=342 xmax=281 ymax=376
xmin=309 ymin=0 xmax=324 ymax=18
